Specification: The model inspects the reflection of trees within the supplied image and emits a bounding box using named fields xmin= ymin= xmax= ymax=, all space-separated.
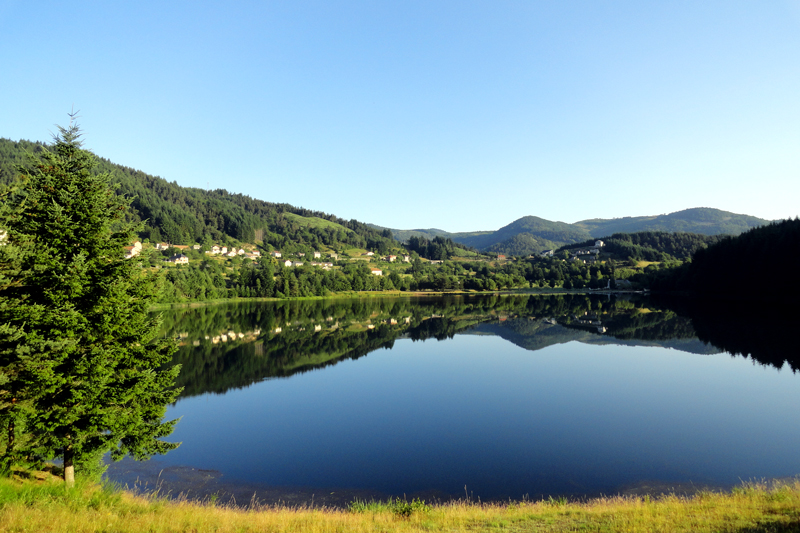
xmin=650 ymin=295 xmax=798 ymax=371
xmin=159 ymin=293 xmax=791 ymax=399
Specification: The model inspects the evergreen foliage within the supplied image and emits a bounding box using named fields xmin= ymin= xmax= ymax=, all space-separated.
xmin=0 ymin=119 xmax=181 ymax=484
xmin=560 ymin=231 xmax=726 ymax=261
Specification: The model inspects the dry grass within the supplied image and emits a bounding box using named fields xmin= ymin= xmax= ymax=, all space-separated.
xmin=2 ymin=478 xmax=800 ymax=532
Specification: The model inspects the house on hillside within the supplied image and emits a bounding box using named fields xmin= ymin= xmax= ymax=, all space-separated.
xmin=284 ymin=260 xmax=293 ymax=267
xmin=313 ymin=251 xmax=321 ymax=258
xmin=594 ymin=240 xmax=605 ymax=248
xmin=167 ymin=254 xmax=189 ymax=265
xmin=370 ymin=268 xmax=382 ymax=276
xmin=270 ymin=250 xmax=282 ymax=258
xmin=364 ymin=252 xmax=374 ymax=257
xmin=387 ymin=255 xmax=397 ymax=262
xmin=402 ymin=255 xmax=411 ymax=262
xmin=497 ymin=254 xmax=506 ymax=260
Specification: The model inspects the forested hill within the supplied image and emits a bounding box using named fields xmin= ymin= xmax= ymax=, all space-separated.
xmin=386 ymin=208 xmax=772 ymax=256
xmin=651 ymin=218 xmax=800 ymax=301
xmin=0 ymin=138 xmax=396 ymax=252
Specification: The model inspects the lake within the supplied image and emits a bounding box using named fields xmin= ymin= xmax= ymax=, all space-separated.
xmin=105 ymin=294 xmax=800 ymax=506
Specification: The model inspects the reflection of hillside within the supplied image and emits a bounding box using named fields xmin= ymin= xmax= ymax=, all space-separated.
xmin=159 ymin=293 xmax=781 ymax=399
xmin=649 ymin=295 xmax=799 ymax=371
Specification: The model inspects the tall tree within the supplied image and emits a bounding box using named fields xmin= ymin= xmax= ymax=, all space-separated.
xmin=0 ymin=116 xmax=181 ymax=485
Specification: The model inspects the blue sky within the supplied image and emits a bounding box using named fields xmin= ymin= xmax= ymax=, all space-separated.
xmin=2 ymin=1 xmax=798 ymax=232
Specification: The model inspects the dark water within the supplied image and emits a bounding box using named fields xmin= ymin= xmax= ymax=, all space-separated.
xmin=106 ymin=294 xmax=800 ymax=506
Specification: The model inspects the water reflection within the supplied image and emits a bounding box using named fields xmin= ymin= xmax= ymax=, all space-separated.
xmin=161 ymin=294 xmax=794 ymax=400
xmin=111 ymin=294 xmax=800 ymax=505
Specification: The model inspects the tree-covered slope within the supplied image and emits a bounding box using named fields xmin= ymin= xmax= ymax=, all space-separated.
xmin=654 ymin=218 xmax=800 ymax=300
xmin=560 ymin=231 xmax=727 ymax=261
xmin=575 ymin=207 xmax=769 ymax=237
xmin=0 ymin=138 xmax=396 ymax=252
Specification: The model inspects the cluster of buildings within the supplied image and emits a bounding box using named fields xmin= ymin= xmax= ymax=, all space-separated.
xmin=206 ymin=245 xmax=261 ymax=259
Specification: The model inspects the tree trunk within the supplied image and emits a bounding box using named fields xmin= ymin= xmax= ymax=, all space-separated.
xmin=63 ymin=447 xmax=75 ymax=487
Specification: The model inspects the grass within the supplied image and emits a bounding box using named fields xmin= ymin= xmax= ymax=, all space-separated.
xmin=283 ymin=212 xmax=354 ymax=233
xmin=2 ymin=476 xmax=800 ymax=532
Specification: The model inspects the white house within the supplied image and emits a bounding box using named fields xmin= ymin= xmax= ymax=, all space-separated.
xmin=284 ymin=260 xmax=293 ymax=267
xmin=370 ymin=268 xmax=382 ymax=276
xmin=594 ymin=240 xmax=605 ymax=248
xmin=270 ymin=250 xmax=282 ymax=258
xmin=313 ymin=251 xmax=321 ymax=258
xmin=168 ymin=254 xmax=189 ymax=265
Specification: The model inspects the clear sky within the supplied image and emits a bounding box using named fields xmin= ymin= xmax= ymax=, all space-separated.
xmin=2 ymin=1 xmax=798 ymax=232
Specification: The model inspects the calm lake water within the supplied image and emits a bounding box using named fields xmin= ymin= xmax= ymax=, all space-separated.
xmin=106 ymin=294 xmax=800 ymax=505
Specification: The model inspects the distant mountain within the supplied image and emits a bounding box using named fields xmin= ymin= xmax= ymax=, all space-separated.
xmin=387 ymin=208 xmax=773 ymax=256
xmin=574 ymin=208 xmax=769 ymax=237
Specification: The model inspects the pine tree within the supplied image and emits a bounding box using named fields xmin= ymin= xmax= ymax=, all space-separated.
xmin=0 ymin=116 xmax=181 ymax=485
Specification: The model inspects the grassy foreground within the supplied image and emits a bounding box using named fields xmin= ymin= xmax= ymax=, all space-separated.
xmin=2 ymin=477 xmax=800 ymax=532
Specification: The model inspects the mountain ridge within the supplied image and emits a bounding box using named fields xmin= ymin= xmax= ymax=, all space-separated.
xmin=382 ymin=207 xmax=773 ymax=256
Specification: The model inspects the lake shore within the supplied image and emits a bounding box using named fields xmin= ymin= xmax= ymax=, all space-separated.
xmin=4 ymin=474 xmax=800 ymax=533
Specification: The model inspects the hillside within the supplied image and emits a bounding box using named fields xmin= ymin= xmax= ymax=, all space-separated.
xmin=0 ymin=138 xmax=396 ymax=253
xmin=388 ymin=208 xmax=773 ymax=256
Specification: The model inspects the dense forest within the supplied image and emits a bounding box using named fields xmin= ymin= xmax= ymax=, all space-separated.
xmin=560 ymin=231 xmax=726 ymax=262
xmin=647 ymin=218 xmax=800 ymax=301
xmin=0 ymin=138 xmax=396 ymax=253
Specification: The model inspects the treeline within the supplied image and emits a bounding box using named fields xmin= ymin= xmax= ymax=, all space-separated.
xmin=0 ymin=138 xmax=397 ymax=253
xmin=560 ymin=231 xmax=726 ymax=261
xmin=405 ymin=235 xmax=473 ymax=260
xmin=648 ymin=218 xmax=800 ymax=300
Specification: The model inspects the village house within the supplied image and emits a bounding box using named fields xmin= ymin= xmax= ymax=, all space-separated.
xmin=364 ymin=252 xmax=374 ymax=256
xmin=292 ymin=261 xmax=304 ymax=267
xmin=284 ymin=260 xmax=293 ymax=267
xmin=211 ymin=245 xmax=220 ymax=254
xmin=370 ymin=268 xmax=382 ymax=276
xmin=270 ymin=250 xmax=282 ymax=258
xmin=237 ymin=248 xmax=245 ymax=255
xmin=123 ymin=241 xmax=142 ymax=259
xmin=250 ymin=250 xmax=261 ymax=257
xmin=329 ymin=253 xmax=338 ymax=260
xmin=402 ymin=255 xmax=411 ymax=262
xmin=220 ymin=247 xmax=228 ymax=255
xmin=167 ymin=254 xmax=189 ymax=265
xmin=497 ymin=254 xmax=506 ymax=260
xmin=387 ymin=255 xmax=397 ymax=262
xmin=594 ymin=240 xmax=605 ymax=248
xmin=192 ymin=244 xmax=201 ymax=250
xmin=313 ymin=251 xmax=321 ymax=258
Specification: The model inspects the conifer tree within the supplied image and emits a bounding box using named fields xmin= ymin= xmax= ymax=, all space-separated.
xmin=0 ymin=115 xmax=181 ymax=485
